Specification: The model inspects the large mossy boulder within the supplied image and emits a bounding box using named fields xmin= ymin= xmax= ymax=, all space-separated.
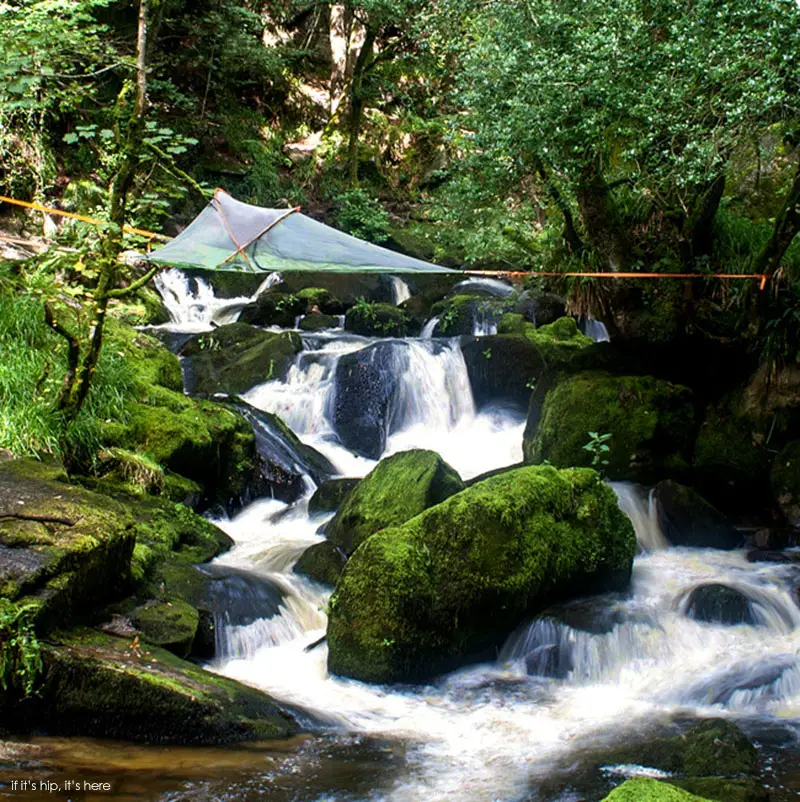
xmin=602 ymin=779 xmax=713 ymax=802
xmin=497 ymin=315 xmax=593 ymax=368
xmin=430 ymin=294 xmax=504 ymax=336
xmin=299 ymin=313 xmax=340 ymax=331
xmin=327 ymin=465 xmax=635 ymax=683
xmin=0 ymin=459 xmax=136 ymax=631
xmin=11 ymin=629 xmax=298 ymax=744
xmin=524 ymin=371 xmax=695 ymax=484
xmin=344 ymin=301 xmax=411 ymax=337
xmin=130 ymin=599 xmax=200 ymax=658
xmin=326 ymin=450 xmax=465 ymax=556
xmin=461 ymin=334 xmax=544 ymax=408
xmin=238 ymin=291 xmax=305 ymax=327
xmin=180 ymin=323 xmax=302 ymax=395
xmin=772 ymin=440 xmax=800 ymax=527
xmin=653 ymin=481 xmax=743 ymax=550
xmin=598 ymin=719 xmax=763 ymax=802
xmin=296 ymin=287 xmax=346 ymax=315
xmin=692 ymin=399 xmax=772 ymax=517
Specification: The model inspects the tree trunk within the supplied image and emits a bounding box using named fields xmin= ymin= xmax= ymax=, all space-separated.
xmin=753 ymin=157 xmax=800 ymax=278
xmin=684 ymin=174 xmax=726 ymax=262
xmin=576 ymin=166 xmax=630 ymax=271
xmin=347 ymin=25 xmax=375 ymax=187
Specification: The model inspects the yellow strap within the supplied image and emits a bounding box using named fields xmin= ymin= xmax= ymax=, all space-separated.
xmin=0 ymin=194 xmax=170 ymax=242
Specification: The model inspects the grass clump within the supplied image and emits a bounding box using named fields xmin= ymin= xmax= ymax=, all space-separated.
xmin=0 ymin=599 xmax=43 ymax=698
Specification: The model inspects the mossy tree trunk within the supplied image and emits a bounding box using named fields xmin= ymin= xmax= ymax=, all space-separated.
xmin=45 ymin=0 xmax=161 ymax=424
xmin=346 ymin=24 xmax=376 ymax=187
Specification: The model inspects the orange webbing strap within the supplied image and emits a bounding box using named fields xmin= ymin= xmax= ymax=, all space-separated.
xmin=219 ymin=205 xmax=301 ymax=268
xmin=0 ymin=194 xmax=171 ymax=242
xmin=463 ymin=270 xmax=770 ymax=290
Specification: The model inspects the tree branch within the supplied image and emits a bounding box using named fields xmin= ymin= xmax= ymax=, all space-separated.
xmin=0 ymin=513 xmax=79 ymax=527
xmin=43 ymin=303 xmax=81 ymax=411
xmin=106 ymin=266 xmax=160 ymax=298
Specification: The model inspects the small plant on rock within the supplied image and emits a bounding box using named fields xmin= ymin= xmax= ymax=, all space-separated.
xmin=583 ymin=431 xmax=612 ymax=470
xmin=0 ymin=600 xmax=43 ymax=699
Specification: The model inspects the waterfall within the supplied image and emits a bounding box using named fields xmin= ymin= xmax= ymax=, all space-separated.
xmin=153 ymin=267 xmax=282 ymax=331
xmin=581 ymin=316 xmax=611 ymax=342
xmin=472 ymin=305 xmax=499 ymax=336
xmin=420 ymin=316 xmax=440 ymax=339
xmin=388 ymin=276 xmax=411 ymax=305
xmin=452 ymin=277 xmax=514 ymax=297
xmin=612 ymin=482 xmax=670 ymax=550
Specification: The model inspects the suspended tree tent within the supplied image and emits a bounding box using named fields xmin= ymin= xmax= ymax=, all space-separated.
xmin=146 ymin=189 xmax=459 ymax=275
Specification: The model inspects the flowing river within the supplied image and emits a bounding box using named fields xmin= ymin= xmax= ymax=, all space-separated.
xmin=3 ymin=272 xmax=799 ymax=802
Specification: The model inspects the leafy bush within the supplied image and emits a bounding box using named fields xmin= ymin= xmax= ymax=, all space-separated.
xmin=0 ymin=600 xmax=42 ymax=699
xmin=332 ymin=189 xmax=391 ymax=244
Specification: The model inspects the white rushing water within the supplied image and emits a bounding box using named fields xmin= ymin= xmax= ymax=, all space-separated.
xmin=580 ymin=316 xmax=611 ymax=343
xmin=153 ymin=267 xmax=282 ymax=331
xmin=155 ymin=274 xmax=800 ymax=802
xmin=388 ymin=276 xmax=412 ymax=306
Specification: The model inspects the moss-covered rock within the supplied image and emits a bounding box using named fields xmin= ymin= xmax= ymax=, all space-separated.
xmin=327 ymin=465 xmax=635 ymax=683
xmin=105 ymin=318 xmax=183 ymax=393
xmin=293 ymin=541 xmax=347 ymax=586
xmin=772 ymin=440 xmax=800 ymax=527
xmin=11 ymin=629 xmax=298 ymax=744
xmin=326 ymin=450 xmax=465 ymax=556
xmin=180 ymin=323 xmax=302 ymax=395
xmin=601 ymin=779 xmax=712 ymax=802
xmin=299 ymin=313 xmax=340 ymax=331
xmin=238 ymin=291 xmax=305 ymax=327
xmin=461 ymin=334 xmax=544 ymax=408
xmin=345 ymin=302 xmax=411 ymax=337
xmin=693 ymin=399 xmax=771 ymax=517
xmin=308 ymin=478 xmax=362 ymax=515
xmin=524 ymin=371 xmax=695 ymax=484
xmin=109 ymin=286 xmax=170 ymax=327
xmin=296 ymin=287 xmax=346 ymax=314
xmin=429 ymin=294 xmax=483 ymax=336
xmin=130 ymin=599 xmax=200 ymax=658
xmin=524 ymin=316 xmax=593 ymax=367
xmin=0 ymin=459 xmax=135 ymax=631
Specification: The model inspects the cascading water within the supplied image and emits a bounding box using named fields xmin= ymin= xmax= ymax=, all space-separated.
xmin=453 ymin=277 xmax=514 ymax=298
xmin=580 ymin=316 xmax=611 ymax=342
xmin=60 ymin=275 xmax=797 ymax=801
xmin=388 ymin=276 xmax=412 ymax=305
xmin=154 ymin=267 xmax=282 ymax=331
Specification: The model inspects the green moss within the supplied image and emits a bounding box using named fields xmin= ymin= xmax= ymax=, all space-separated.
xmin=523 ymin=316 xmax=593 ymax=368
xmin=299 ymin=313 xmax=340 ymax=331
xmin=327 ymin=465 xmax=635 ymax=683
xmin=672 ymin=778 xmax=768 ymax=802
xmin=295 ymin=287 xmax=344 ymax=314
xmin=525 ymin=371 xmax=695 ymax=483
xmin=345 ymin=301 xmax=411 ymax=337
xmin=497 ymin=312 xmax=526 ymax=334
xmin=12 ymin=629 xmax=298 ymax=744
xmin=771 ymin=440 xmax=800 ymax=527
xmin=430 ymin=294 xmax=482 ymax=336
xmin=602 ymin=779 xmax=713 ymax=802
xmin=181 ymin=323 xmax=302 ymax=395
xmin=293 ymin=541 xmax=347 ymax=586
xmin=109 ymin=287 xmax=170 ymax=327
xmin=308 ymin=478 xmax=361 ymax=515
xmin=326 ymin=450 xmax=465 ymax=555
xmin=131 ymin=599 xmax=199 ymax=658
xmin=104 ymin=318 xmax=183 ymax=393
xmin=238 ymin=292 xmax=305 ymax=327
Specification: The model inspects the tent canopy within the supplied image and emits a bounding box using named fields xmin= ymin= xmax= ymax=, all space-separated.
xmin=147 ymin=189 xmax=458 ymax=274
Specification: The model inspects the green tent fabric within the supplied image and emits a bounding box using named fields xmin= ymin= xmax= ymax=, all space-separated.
xmin=147 ymin=189 xmax=458 ymax=274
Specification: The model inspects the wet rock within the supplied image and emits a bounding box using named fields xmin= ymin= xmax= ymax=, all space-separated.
xmin=653 ymin=481 xmax=742 ymax=550
xmin=9 ymin=629 xmax=298 ymax=745
xmin=295 ymin=287 xmax=346 ymax=315
xmin=746 ymin=549 xmax=800 ymax=564
xmin=299 ymin=313 xmax=340 ymax=331
xmin=330 ymin=341 xmax=405 ymax=459
xmin=344 ymin=302 xmax=411 ymax=337
xmin=239 ymin=291 xmax=305 ymax=327
xmin=683 ymin=584 xmax=755 ymax=626
xmin=180 ymin=323 xmax=302 ymax=395
xmin=327 ymin=465 xmax=635 ymax=684
xmin=771 ymin=440 xmax=800 ymax=528
xmin=326 ymin=449 xmax=464 ymax=556
xmin=293 ymin=542 xmax=347 ymax=586
xmin=0 ymin=459 xmax=135 ymax=631
xmin=524 ymin=644 xmax=573 ymax=679
xmin=430 ymin=295 xmax=510 ymax=336
xmin=235 ymin=404 xmax=335 ymax=502
xmin=130 ymin=599 xmax=199 ymax=658
xmin=308 ymin=478 xmax=362 ymax=515
xmin=524 ymin=372 xmax=695 ymax=484
xmin=195 ymin=564 xmax=286 ymax=628
xmin=461 ymin=335 xmax=545 ymax=408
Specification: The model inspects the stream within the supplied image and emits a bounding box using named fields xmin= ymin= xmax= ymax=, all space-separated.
xmin=2 ymin=271 xmax=799 ymax=802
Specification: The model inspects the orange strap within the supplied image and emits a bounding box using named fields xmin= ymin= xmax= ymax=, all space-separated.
xmin=0 ymin=194 xmax=171 ymax=242
xmin=464 ymin=270 xmax=770 ymax=291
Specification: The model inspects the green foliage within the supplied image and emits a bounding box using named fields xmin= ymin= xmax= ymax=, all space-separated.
xmin=583 ymin=431 xmax=612 ymax=469
xmin=332 ymin=189 xmax=391 ymax=243
xmin=0 ymin=599 xmax=43 ymax=698
xmin=0 ymin=279 xmax=135 ymax=464
xmin=761 ymin=279 xmax=800 ymax=368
